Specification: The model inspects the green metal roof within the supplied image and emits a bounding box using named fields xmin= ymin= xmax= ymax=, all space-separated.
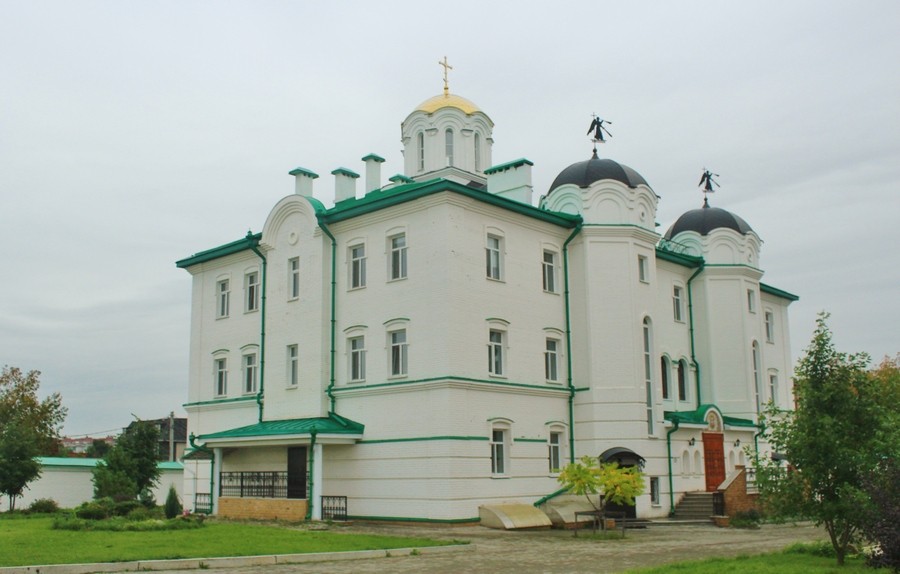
xmin=37 ymin=457 xmax=183 ymax=470
xmin=760 ymin=282 xmax=799 ymax=302
xmin=331 ymin=167 xmax=360 ymax=178
xmin=361 ymin=153 xmax=385 ymax=163
xmin=664 ymin=404 xmax=757 ymax=428
xmin=484 ymin=158 xmax=533 ymax=175
xmin=288 ymin=166 xmax=319 ymax=178
xmin=199 ymin=412 xmax=364 ymax=441
xmin=176 ymin=232 xmax=261 ymax=269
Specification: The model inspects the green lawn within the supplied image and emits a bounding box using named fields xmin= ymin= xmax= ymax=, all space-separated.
xmin=625 ymin=551 xmax=868 ymax=573
xmin=0 ymin=517 xmax=455 ymax=567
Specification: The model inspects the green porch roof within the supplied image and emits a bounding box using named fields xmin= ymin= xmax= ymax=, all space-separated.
xmin=199 ymin=413 xmax=364 ymax=441
xmin=37 ymin=457 xmax=183 ymax=470
xmin=664 ymin=404 xmax=757 ymax=429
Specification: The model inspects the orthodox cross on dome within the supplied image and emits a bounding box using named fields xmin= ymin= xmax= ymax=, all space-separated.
xmin=587 ymin=113 xmax=613 ymax=156
xmin=698 ymin=168 xmax=720 ymax=207
xmin=438 ymin=56 xmax=453 ymax=95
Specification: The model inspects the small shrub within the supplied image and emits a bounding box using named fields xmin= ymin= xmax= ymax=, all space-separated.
xmin=52 ymin=516 xmax=204 ymax=531
xmin=164 ymin=485 xmax=182 ymax=519
xmin=75 ymin=499 xmax=115 ymax=520
xmin=138 ymin=489 xmax=157 ymax=509
xmin=114 ymin=500 xmax=143 ymax=517
xmin=730 ymin=509 xmax=762 ymax=529
xmin=127 ymin=506 xmax=159 ymax=521
xmin=27 ymin=498 xmax=60 ymax=514
xmin=784 ymin=541 xmax=837 ymax=558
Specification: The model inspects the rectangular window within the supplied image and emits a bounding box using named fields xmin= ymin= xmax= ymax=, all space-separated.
xmin=769 ymin=374 xmax=778 ymax=404
xmin=650 ymin=476 xmax=660 ymax=505
xmin=747 ymin=289 xmax=756 ymax=313
xmin=545 ymin=338 xmax=559 ymax=382
xmin=660 ymin=357 xmax=670 ymax=400
xmin=488 ymin=329 xmax=504 ymax=376
xmin=677 ymin=361 xmax=688 ymax=401
xmin=389 ymin=329 xmax=408 ymax=377
xmin=673 ymin=286 xmax=684 ymax=322
xmin=542 ymin=250 xmax=557 ymax=293
xmin=214 ymin=358 xmax=227 ymax=396
xmin=245 ymin=272 xmax=259 ymax=312
xmin=287 ymin=345 xmax=298 ymax=387
xmin=491 ymin=429 xmax=507 ymax=475
xmin=643 ymin=320 xmax=654 ymax=434
xmin=638 ymin=255 xmax=649 ymax=283
xmin=243 ymin=353 xmax=257 ymax=394
xmin=390 ymin=234 xmax=407 ymax=280
xmin=216 ymin=279 xmax=230 ymax=318
xmin=349 ymin=336 xmax=366 ymax=381
xmin=350 ymin=244 xmax=366 ymax=289
xmin=548 ymin=431 xmax=562 ymax=473
xmin=486 ymin=235 xmax=502 ymax=280
xmin=765 ymin=311 xmax=775 ymax=343
xmin=288 ymin=257 xmax=300 ymax=300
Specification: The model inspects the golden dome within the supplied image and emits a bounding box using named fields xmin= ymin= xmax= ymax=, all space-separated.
xmin=415 ymin=92 xmax=481 ymax=115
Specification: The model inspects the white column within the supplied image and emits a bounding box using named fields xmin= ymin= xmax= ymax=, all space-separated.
xmin=311 ymin=442 xmax=324 ymax=520
xmin=212 ymin=448 xmax=223 ymax=515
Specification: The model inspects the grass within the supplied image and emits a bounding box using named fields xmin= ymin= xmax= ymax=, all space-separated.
xmin=624 ymin=543 xmax=869 ymax=574
xmin=0 ymin=517 xmax=456 ymax=567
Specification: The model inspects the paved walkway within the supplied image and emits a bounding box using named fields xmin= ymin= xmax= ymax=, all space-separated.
xmin=162 ymin=521 xmax=826 ymax=574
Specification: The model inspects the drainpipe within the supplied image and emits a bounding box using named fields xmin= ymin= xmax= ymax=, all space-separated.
xmin=753 ymin=424 xmax=765 ymax=466
xmin=305 ymin=430 xmax=318 ymax=520
xmin=562 ymin=222 xmax=583 ymax=463
xmin=316 ymin=215 xmax=338 ymax=413
xmin=665 ymin=419 xmax=681 ymax=516
xmin=686 ymin=262 xmax=705 ymax=405
xmin=249 ymin=236 xmax=268 ymax=423
xmin=188 ymin=433 xmax=215 ymax=515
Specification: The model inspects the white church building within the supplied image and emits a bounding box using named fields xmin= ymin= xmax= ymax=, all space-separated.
xmin=177 ymin=81 xmax=796 ymax=523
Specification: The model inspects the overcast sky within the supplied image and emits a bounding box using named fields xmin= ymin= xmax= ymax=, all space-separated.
xmin=2 ymin=1 xmax=897 ymax=437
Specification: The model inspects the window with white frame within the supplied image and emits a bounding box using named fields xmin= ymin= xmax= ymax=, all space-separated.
xmin=673 ymin=285 xmax=684 ymax=322
xmin=445 ymin=128 xmax=454 ymax=166
xmin=747 ymin=288 xmax=756 ymax=313
xmin=216 ymin=279 xmax=230 ymax=318
xmin=638 ymin=255 xmax=649 ymax=283
xmin=643 ymin=317 xmax=654 ymax=434
xmin=545 ymin=338 xmax=560 ymax=382
xmin=677 ymin=360 xmax=688 ymax=401
xmin=490 ymin=426 xmax=509 ymax=475
xmin=288 ymin=257 xmax=300 ymax=300
xmin=752 ymin=341 xmax=763 ymax=412
xmin=548 ymin=431 xmax=563 ymax=474
xmin=389 ymin=234 xmax=407 ymax=281
xmin=349 ymin=336 xmax=366 ymax=382
xmin=488 ymin=329 xmax=505 ymax=376
xmin=245 ymin=271 xmax=259 ymax=312
xmin=243 ymin=352 xmax=258 ymax=394
xmin=768 ymin=373 xmax=778 ymax=406
xmin=349 ymin=244 xmax=366 ymax=289
xmin=214 ymin=358 xmax=227 ymax=396
xmin=287 ymin=344 xmax=298 ymax=387
xmin=542 ymin=250 xmax=558 ymax=293
xmin=765 ymin=310 xmax=775 ymax=343
xmin=416 ymin=131 xmax=424 ymax=172
xmin=474 ymin=132 xmax=481 ymax=171
xmin=660 ymin=356 xmax=670 ymax=400
xmin=650 ymin=476 xmax=660 ymax=505
xmin=389 ymin=329 xmax=408 ymax=377
xmin=486 ymin=235 xmax=502 ymax=280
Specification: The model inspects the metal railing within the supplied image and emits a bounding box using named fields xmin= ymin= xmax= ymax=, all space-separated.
xmin=321 ymin=496 xmax=348 ymax=521
xmin=219 ymin=471 xmax=288 ymax=498
xmin=194 ymin=493 xmax=212 ymax=514
xmin=744 ymin=467 xmax=758 ymax=493
xmin=712 ymin=491 xmax=725 ymax=516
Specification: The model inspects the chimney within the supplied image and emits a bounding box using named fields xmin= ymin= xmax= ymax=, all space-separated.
xmin=361 ymin=153 xmax=385 ymax=194
xmin=486 ymin=158 xmax=534 ymax=204
xmin=289 ymin=167 xmax=318 ymax=197
xmin=332 ymin=167 xmax=360 ymax=203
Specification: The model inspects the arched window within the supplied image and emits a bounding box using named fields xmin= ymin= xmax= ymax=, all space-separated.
xmin=416 ymin=131 xmax=424 ymax=172
xmin=693 ymin=451 xmax=702 ymax=476
xmin=681 ymin=451 xmax=690 ymax=476
xmin=752 ymin=342 xmax=763 ymax=413
xmin=660 ymin=356 xmax=670 ymax=400
xmin=445 ymin=128 xmax=454 ymax=166
xmin=474 ymin=132 xmax=481 ymax=171
xmin=677 ymin=360 xmax=688 ymax=401
xmin=643 ymin=317 xmax=654 ymax=434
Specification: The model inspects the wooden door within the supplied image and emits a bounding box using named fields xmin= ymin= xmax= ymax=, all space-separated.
xmin=702 ymin=432 xmax=725 ymax=492
xmin=287 ymin=446 xmax=308 ymax=499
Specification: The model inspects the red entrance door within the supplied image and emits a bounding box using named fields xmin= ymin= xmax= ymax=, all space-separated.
xmin=702 ymin=432 xmax=725 ymax=491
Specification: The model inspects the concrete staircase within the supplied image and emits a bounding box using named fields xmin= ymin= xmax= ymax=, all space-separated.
xmin=672 ymin=491 xmax=714 ymax=520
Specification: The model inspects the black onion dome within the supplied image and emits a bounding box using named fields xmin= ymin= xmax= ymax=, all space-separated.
xmin=549 ymin=154 xmax=650 ymax=193
xmin=664 ymin=202 xmax=754 ymax=239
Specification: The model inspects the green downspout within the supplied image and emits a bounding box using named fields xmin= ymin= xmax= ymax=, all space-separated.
xmin=305 ymin=430 xmax=317 ymax=520
xmin=562 ymin=222 xmax=583 ymax=463
xmin=686 ymin=262 xmax=705 ymax=406
xmin=188 ymin=433 xmax=215 ymax=515
xmin=249 ymin=237 xmax=267 ymax=423
xmin=665 ymin=419 xmax=681 ymax=516
xmin=316 ymin=216 xmax=338 ymax=413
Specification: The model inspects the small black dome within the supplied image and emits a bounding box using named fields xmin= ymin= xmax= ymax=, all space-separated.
xmin=664 ymin=201 xmax=753 ymax=239
xmin=549 ymin=153 xmax=650 ymax=193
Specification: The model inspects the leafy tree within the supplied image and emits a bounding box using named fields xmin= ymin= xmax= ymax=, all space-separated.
xmin=164 ymin=485 xmax=182 ymax=519
xmin=93 ymin=420 xmax=160 ymax=502
xmin=557 ymin=455 xmax=645 ymax=513
xmin=0 ymin=366 xmax=67 ymax=510
xmin=756 ymin=314 xmax=894 ymax=565
xmin=85 ymin=439 xmax=111 ymax=459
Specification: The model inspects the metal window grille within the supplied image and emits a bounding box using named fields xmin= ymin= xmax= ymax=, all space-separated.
xmin=321 ymin=496 xmax=348 ymax=521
